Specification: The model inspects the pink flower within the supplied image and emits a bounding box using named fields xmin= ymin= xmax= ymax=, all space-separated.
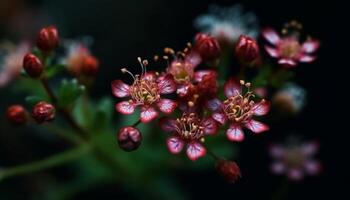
xmin=211 ymin=79 xmax=270 ymax=142
xmin=111 ymin=58 xmax=177 ymax=123
xmin=269 ymin=140 xmax=321 ymax=181
xmin=262 ymin=27 xmax=320 ymax=68
xmin=159 ymin=113 xmax=218 ymax=161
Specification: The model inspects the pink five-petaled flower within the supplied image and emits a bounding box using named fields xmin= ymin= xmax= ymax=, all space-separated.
xmin=262 ymin=27 xmax=320 ymax=68
xmin=159 ymin=113 xmax=218 ymax=161
xmin=269 ymin=140 xmax=321 ymax=181
xmin=211 ymin=79 xmax=270 ymax=142
xmin=111 ymin=58 xmax=177 ymax=123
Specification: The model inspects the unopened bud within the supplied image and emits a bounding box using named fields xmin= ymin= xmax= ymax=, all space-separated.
xmin=6 ymin=105 xmax=28 ymax=125
xmin=32 ymin=101 xmax=55 ymax=124
xmin=117 ymin=126 xmax=142 ymax=152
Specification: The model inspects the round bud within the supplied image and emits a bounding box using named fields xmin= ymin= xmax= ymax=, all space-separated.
xmin=23 ymin=53 xmax=43 ymax=78
xmin=117 ymin=126 xmax=142 ymax=152
xmin=82 ymin=55 xmax=99 ymax=76
xmin=235 ymin=35 xmax=260 ymax=65
xmin=37 ymin=26 xmax=59 ymax=53
xmin=6 ymin=105 xmax=28 ymax=125
xmin=32 ymin=101 xmax=55 ymax=124
xmin=194 ymin=33 xmax=221 ymax=61
xmin=216 ymin=159 xmax=241 ymax=183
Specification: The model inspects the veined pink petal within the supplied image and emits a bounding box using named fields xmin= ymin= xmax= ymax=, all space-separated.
xmin=302 ymin=39 xmax=320 ymax=53
xmin=140 ymin=106 xmax=158 ymax=123
xmin=158 ymin=74 xmax=176 ymax=94
xmin=177 ymin=84 xmax=190 ymax=97
xmin=252 ymin=100 xmax=270 ymax=116
xmin=157 ymin=99 xmax=177 ymax=114
xmin=278 ymin=58 xmax=297 ymax=67
xmin=224 ymin=78 xmax=240 ymax=98
xmin=194 ymin=70 xmax=215 ymax=82
xmin=115 ymin=101 xmax=135 ymax=115
xmin=264 ymin=46 xmax=280 ymax=58
xmin=262 ymin=28 xmax=281 ymax=45
xmin=298 ymin=54 xmax=316 ymax=63
xmin=159 ymin=117 xmax=179 ymax=132
xmin=206 ymin=98 xmax=222 ymax=111
xmin=186 ymin=142 xmax=206 ymax=161
xmin=201 ymin=117 xmax=218 ymax=135
xmin=288 ymin=168 xmax=304 ymax=181
xmin=304 ymin=160 xmax=321 ymax=175
xmin=245 ymin=119 xmax=269 ymax=133
xmin=212 ymin=112 xmax=227 ymax=125
xmin=111 ymin=80 xmax=130 ymax=98
xmin=166 ymin=136 xmax=184 ymax=154
xmin=226 ymin=125 xmax=244 ymax=142
xmin=270 ymin=162 xmax=286 ymax=174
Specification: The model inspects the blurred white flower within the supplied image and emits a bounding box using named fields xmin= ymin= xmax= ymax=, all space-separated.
xmin=272 ymin=83 xmax=306 ymax=114
xmin=194 ymin=5 xmax=259 ymax=44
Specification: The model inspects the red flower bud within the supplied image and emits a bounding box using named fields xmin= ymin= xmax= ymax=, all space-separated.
xmin=23 ymin=53 xmax=43 ymax=78
xmin=194 ymin=33 xmax=221 ymax=61
xmin=235 ymin=35 xmax=260 ymax=65
xmin=6 ymin=105 xmax=28 ymax=125
xmin=117 ymin=126 xmax=142 ymax=152
xmin=32 ymin=101 xmax=55 ymax=124
xmin=82 ymin=55 xmax=99 ymax=76
xmin=37 ymin=26 xmax=59 ymax=53
xmin=216 ymin=159 xmax=241 ymax=183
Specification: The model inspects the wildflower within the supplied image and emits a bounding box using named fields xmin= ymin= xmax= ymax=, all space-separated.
xmin=216 ymin=159 xmax=241 ymax=183
xmin=235 ymin=35 xmax=260 ymax=65
xmin=212 ymin=79 xmax=269 ymax=142
xmin=262 ymin=21 xmax=320 ymax=67
xmin=159 ymin=113 xmax=218 ymax=161
xmin=37 ymin=26 xmax=59 ymax=53
xmin=32 ymin=101 xmax=55 ymax=124
xmin=6 ymin=105 xmax=28 ymax=125
xmin=270 ymin=139 xmax=321 ymax=181
xmin=117 ymin=126 xmax=142 ymax=151
xmin=0 ymin=42 xmax=30 ymax=87
xmin=112 ymin=57 xmax=177 ymax=123
xmin=194 ymin=4 xmax=259 ymax=44
xmin=272 ymin=83 xmax=306 ymax=114
xmin=23 ymin=53 xmax=43 ymax=78
xmin=193 ymin=33 xmax=221 ymax=61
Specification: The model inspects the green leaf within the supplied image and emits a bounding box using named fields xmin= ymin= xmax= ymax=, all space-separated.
xmin=25 ymin=95 xmax=48 ymax=106
xmin=57 ymin=79 xmax=85 ymax=108
xmin=45 ymin=64 xmax=66 ymax=79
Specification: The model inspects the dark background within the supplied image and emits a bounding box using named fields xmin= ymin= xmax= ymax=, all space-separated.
xmin=0 ymin=0 xmax=344 ymax=199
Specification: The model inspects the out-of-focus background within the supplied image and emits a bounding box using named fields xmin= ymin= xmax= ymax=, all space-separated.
xmin=0 ymin=0 xmax=343 ymax=199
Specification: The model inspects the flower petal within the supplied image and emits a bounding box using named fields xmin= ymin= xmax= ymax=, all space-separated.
xmin=252 ymin=100 xmax=270 ymax=116
xmin=206 ymin=98 xmax=222 ymax=111
xmin=166 ymin=136 xmax=184 ymax=154
xmin=288 ymin=168 xmax=304 ymax=181
xmin=111 ymin=80 xmax=130 ymax=98
xmin=115 ymin=101 xmax=135 ymax=115
xmin=264 ymin=46 xmax=280 ymax=58
xmin=194 ymin=70 xmax=215 ymax=82
xmin=186 ymin=142 xmax=206 ymax=161
xmin=212 ymin=112 xmax=227 ymax=125
xmin=157 ymin=99 xmax=177 ymax=114
xmin=226 ymin=125 xmax=245 ymax=142
xmin=143 ymin=71 xmax=157 ymax=81
xmin=201 ymin=117 xmax=218 ymax=135
xmin=269 ymin=144 xmax=285 ymax=158
xmin=302 ymin=39 xmax=320 ymax=53
xmin=140 ymin=106 xmax=158 ymax=123
xmin=224 ymin=78 xmax=240 ymax=98
xmin=298 ymin=54 xmax=316 ymax=63
xmin=262 ymin=28 xmax=281 ymax=45
xmin=301 ymin=142 xmax=319 ymax=156
xmin=270 ymin=162 xmax=285 ymax=174
xmin=245 ymin=119 xmax=269 ymax=133
xmin=159 ymin=117 xmax=179 ymax=132
xmin=278 ymin=58 xmax=297 ymax=67
xmin=158 ymin=74 xmax=176 ymax=94
xmin=176 ymin=84 xmax=190 ymax=97
xmin=304 ymin=160 xmax=321 ymax=175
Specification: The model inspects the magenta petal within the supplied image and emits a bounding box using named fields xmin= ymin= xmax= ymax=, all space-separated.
xmin=278 ymin=58 xmax=297 ymax=67
xmin=301 ymin=142 xmax=319 ymax=156
xmin=159 ymin=117 xmax=179 ymax=132
xmin=206 ymin=98 xmax=222 ymax=111
xmin=264 ymin=46 xmax=280 ymax=58
xmin=270 ymin=162 xmax=285 ymax=174
xmin=212 ymin=112 xmax=227 ymax=125
xmin=140 ymin=106 xmax=158 ymax=123
xmin=157 ymin=99 xmax=177 ymax=114
xmin=166 ymin=136 xmax=184 ymax=154
xmin=252 ymin=100 xmax=270 ymax=116
xmin=194 ymin=70 xmax=215 ymax=82
xmin=299 ymin=54 xmax=316 ymax=63
xmin=177 ymin=84 xmax=189 ymax=97
xmin=226 ymin=125 xmax=244 ymax=142
xmin=269 ymin=145 xmax=285 ymax=158
xmin=288 ymin=168 xmax=304 ymax=181
xmin=186 ymin=142 xmax=206 ymax=161
xmin=302 ymin=39 xmax=320 ymax=53
xmin=224 ymin=78 xmax=240 ymax=98
xmin=111 ymin=80 xmax=130 ymax=98
xmin=304 ymin=160 xmax=321 ymax=175
xmin=262 ymin=28 xmax=281 ymax=45
xmin=115 ymin=101 xmax=135 ymax=115
xmin=245 ymin=119 xmax=269 ymax=133
xmin=201 ymin=117 xmax=218 ymax=135
xmin=158 ymin=74 xmax=176 ymax=94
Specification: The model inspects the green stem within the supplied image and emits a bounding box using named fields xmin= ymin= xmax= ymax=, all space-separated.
xmin=0 ymin=144 xmax=92 ymax=181
xmin=132 ymin=119 xmax=141 ymax=127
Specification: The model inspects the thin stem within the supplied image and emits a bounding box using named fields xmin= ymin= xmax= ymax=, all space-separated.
xmin=132 ymin=119 xmax=141 ymax=127
xmin=0 ymin=144 xmax=92 ymax=181
xmin=41 ymin=78 xmax=57 ymax=103
xmin=206 ymin=147 xmax=220 ymax=161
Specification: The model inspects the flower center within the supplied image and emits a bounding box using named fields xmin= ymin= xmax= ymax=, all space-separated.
xmin=284 ymin=148 xmax=305 ymax=168
xmin=176 ymin=113 xmax=204 ymax=140
xmin=279 ymin=39 xmax=301 ymax=58
xmin=130 ymin=78 xmax=159 ymax=105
